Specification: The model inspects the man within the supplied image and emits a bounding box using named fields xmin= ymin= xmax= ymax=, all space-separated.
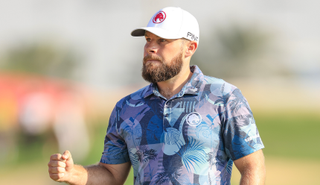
xmin=48 ymin=7 xmax=266 ymax=185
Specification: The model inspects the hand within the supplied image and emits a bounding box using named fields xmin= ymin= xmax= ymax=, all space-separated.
xmin=48 ymin=150 xmax=74 ymax=182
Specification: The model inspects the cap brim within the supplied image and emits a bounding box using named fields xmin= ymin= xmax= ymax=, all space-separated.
xmin=131 ymin=28 xmax=146 ymax=37
xmin=131 ymin=27 xmax=182 ymax=39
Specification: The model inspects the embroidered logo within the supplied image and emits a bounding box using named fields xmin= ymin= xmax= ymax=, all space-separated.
xmin=152 ymin=11 xmax=166 ymax=24
xmin=186 ymin=112 xmax=202 ymax=126
xmin=186 ymin=32 xmax=198 ymax=42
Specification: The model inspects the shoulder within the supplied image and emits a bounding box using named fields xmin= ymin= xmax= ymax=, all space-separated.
xmin=201 ymin=74 xmax=238 ymax=97
xmin=114 ymin=85 xmax=151 ymax=108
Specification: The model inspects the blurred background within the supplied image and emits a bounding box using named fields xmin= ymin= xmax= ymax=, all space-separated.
xmin=0 ymin=0 xmax=319 ymax=185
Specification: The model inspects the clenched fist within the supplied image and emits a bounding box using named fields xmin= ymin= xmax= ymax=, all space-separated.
xmin=48 ymin=150 xmax=74 ymax=182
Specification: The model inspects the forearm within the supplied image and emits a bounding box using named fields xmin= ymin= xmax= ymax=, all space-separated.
xmin=66 ymin=164 xmax=88 ymax=185
xmin=67 ymin=164 xmax=118 ymax=185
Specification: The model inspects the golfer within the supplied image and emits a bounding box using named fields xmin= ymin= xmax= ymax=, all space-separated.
xmin=48 ymin=7 xmax=266 ymax=185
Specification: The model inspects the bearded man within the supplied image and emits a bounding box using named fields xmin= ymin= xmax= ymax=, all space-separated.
xmin=48 ymin=7 xmax=266 ymax=185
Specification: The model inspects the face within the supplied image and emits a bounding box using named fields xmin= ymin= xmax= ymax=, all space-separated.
xmin=142 ymin=32 xmax=185 ymax=83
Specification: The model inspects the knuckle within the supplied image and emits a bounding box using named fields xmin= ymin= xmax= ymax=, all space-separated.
xmin=59 ymin=161 xmax=67 ymax=167
xmin=50 ymin=153 xmax=61 ymax=160
xmin=57 ymin=167 xmax=66 ymax=173
xmin=49 ymin=173 xmax=59 ymax=181
xmin=48 ymin=160 xmax=67 ymax=168
xmin=49 ymin=172 xmax=65 ymax=181
xmin=49 ymin=166 xmax=66 ymax=173
xmin=48 ymin=166 xmax=56 ymax=173
xmin=48 ymin=160 xmax=57 ymax=167
xmin=56 ymin=173 xmax=65 ymax=179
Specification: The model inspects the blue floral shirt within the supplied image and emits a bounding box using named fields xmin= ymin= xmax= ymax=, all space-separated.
xmin=100 ymin=65 xmax=264 ymax=185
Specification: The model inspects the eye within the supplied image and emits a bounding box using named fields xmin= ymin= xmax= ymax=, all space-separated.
xmin=145 ymin=37 xmax=151 ymax=42
xmin=160 ymin=39 xmax=166 ymax=42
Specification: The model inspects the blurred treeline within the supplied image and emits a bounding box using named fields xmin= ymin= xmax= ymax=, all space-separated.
xmin=0 ymin=42 xmax=80 ymax=79
xmin=193 ymin=23 xmax=293 ymax=79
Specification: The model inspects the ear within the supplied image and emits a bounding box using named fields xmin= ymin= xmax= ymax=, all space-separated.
xmin=184 ymin=41 xmax=198 ymax=58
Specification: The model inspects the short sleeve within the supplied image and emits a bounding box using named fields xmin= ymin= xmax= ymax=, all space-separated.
xmin=223 ymin=88 xmax=264 ymax=160
xmin=100 ymin=106 xmax=130 ymax=164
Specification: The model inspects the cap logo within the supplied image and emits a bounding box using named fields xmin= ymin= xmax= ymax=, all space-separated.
xmin=152 ymin=11 xmax=166 ymax=24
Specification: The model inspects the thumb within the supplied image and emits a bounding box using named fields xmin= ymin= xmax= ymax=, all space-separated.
xmin=61 ymin=150 xmax=74 ymax=171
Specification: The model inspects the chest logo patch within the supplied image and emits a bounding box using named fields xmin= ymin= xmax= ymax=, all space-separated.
xmin=186 ymin=112 xmax=202 ymax=126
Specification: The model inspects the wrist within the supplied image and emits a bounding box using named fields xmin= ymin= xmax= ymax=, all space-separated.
xmin=67 ymin=165 xmax=88 ymax=185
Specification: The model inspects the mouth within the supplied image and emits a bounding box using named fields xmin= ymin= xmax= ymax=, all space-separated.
xmin=143 ymin=55 xmax=162 ymax=65
xmin=146 ymin=60 xmax=160 ymax=64
xmin=144 ymin=58 xmax=162 ymax=66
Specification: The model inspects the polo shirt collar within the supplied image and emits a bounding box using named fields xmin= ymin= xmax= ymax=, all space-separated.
xmin=143 ymin=65 xmax=203 ymax=99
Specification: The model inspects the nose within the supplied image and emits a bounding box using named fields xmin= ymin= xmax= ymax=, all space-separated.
xmin=144 ymin=41 xmax=158 ymax=54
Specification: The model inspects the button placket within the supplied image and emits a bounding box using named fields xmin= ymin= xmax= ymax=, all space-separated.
xmin=163 ymin=101 xmax=169 ymax=117
xmin=163 ymin=100 xmax=172 ymax=131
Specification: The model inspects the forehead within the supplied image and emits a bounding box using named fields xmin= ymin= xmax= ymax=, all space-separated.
xmin=144 ymin=31 xmax=183 ymax=44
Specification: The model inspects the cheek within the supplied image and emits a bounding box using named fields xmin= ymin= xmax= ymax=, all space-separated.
xmin=143 ymin=45 xmax=147 ymax=55
xmin=161 ymin=50 xmax=175 ymax=62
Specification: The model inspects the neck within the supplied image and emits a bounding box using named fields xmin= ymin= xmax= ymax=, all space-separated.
xmin=157 ymin=65 xmax=193 ymax=99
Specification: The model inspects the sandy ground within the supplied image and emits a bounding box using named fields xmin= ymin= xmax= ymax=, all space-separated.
xmin=1 ymin=156 xmax=319 ymax=185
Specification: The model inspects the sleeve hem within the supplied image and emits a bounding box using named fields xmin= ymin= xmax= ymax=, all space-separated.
xmin=100 ymin=157 xmax=130 ymax=165
xmin=232 ymin=146 xmax=265 ymax=161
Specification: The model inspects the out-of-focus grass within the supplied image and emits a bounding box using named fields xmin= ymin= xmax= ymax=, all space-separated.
xmin=87 ymin=112 xmax=320 ymax=162
xmin=254 ymin=112 xmax=320 ymax=160
xmin=83 ymin=112 xmax=320 ymax=184
xmin=1 ymin=112 xmax=319 ymax=185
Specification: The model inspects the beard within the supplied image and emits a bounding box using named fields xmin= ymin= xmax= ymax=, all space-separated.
xmin=142 ymin=51 xmax=183 ymax=84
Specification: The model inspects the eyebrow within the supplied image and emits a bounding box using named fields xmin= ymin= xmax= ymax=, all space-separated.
xmin=144 ymin=31 xmax=151 ymax=37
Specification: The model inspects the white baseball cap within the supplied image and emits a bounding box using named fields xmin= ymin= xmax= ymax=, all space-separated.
xmin=131 ymin=7 xmax=200 ymax=44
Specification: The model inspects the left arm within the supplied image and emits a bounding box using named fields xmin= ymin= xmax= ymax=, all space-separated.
xmin=234 ymin=149 xmax=266 ymax=185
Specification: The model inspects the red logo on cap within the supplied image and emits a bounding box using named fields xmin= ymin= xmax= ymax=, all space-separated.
xmin=152 ymin=11 xmax=166 ymax=24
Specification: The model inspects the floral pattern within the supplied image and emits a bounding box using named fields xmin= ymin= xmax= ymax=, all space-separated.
xmin=100 ymin=66 xmax=264 ymax=185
